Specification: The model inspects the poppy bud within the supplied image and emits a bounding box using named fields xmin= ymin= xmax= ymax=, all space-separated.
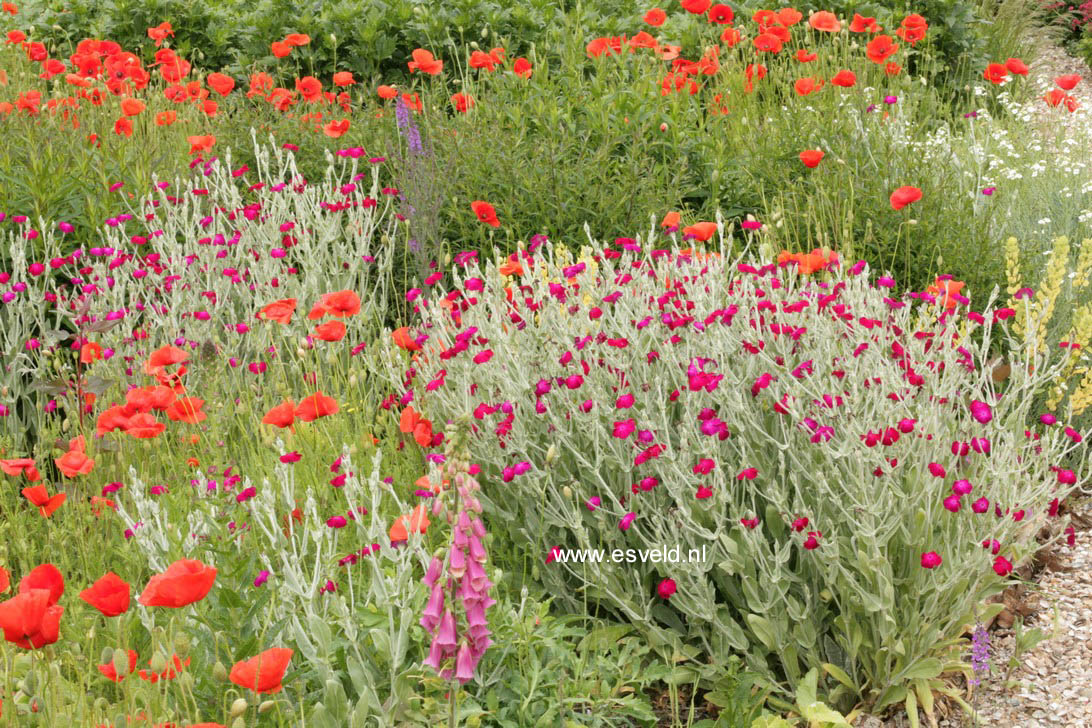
xmin=230 ymin=697 xmax=249 ymax=718
xmin=231 ymin=719 xmax=246 ymax=728
xmin=212 ymin=660 xmax=229 ymax=682
xmin=149 ymin=652 xmax=169 ymax=674
xmin=100 ymin=646 xmax=115 ymax=665
xmin=259 ymin=700 xmax=276 ymax=714
xmin=562 ymin=485 xmax=573 ymax=498
xmin=174 ymin=633 xmax=191 ymax=658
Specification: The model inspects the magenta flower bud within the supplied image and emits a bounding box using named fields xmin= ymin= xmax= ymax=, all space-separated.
xmin=1058 ymin=469 xmax=1076 ymax=485
xmin=619 ymin=512 xmax=636 ymax=530
xmin=1064 ymin=427 xmax=1082 ymax=443
xmin=920 ymin=551 xmax=942 ymax=569
xmin=326 ymin=516 xmax=347 ymax=528
xmin=586 ymin=496 xmax=601 ymax=511
xmin=952 ymin=479 xmax=973 ymax=495
xmin=59 ymin=221 xmax=74 ymax=233
xmin=740 ymin=517 xmax=759 ymax=529
xmin=803 ymin=533 xmax=820 ymax=550
xmin=928 ymin=463 xmax=946 ymax=478
xmin=969 ymin=399 xmax=992 ymax=424
xmin=28 ymin=262 xmax=45 ymax=276
xmin=897 ymin=418 xmax=916 ymax=433
xmin=254 ymin=570 xmax=270 ymax=587
xmin=943 ymin=495 xmax=961 ymax=513
xmin=657 ymin=578 xmax=677 ymax=599
xmin=982 ymin=538 xmax=1000 ymax=554
xmin=972 ymin=498 xmax=990 ymax=514
xmin=1012 ymin=509 xmax=1025 ymax=522
xmin=791 ymin=517 xmax=809 ymax=532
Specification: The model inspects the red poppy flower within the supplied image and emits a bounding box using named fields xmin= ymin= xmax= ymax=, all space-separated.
xmin=777 ymin=7 xmax=803 ymax=25
xmin=206 ymin=72 xmax=235 ymax=96
xmin=513 ymin=57 xmax=532 ymax=78
xmin=799 ymin=149 xmax=824 ymax=168
xmin=390 ymin=504 xmax=431 ymax=542
xmin=682 ymin=222 xmax=718 ymax=241
xmin=1055 ymin=74 xmax=1081 ymax=90
xmin=22 ymin=485 xmax=66 ymax=517
xmin=56 ymin=434 xmax=94 ymax=477
xmin=708 ymin=4 xmax=733 ymax=23
xmin=809 ymin=11 xmax=841 ymax=32
xmin=114 ymin=118 xmax=133 ymax=137
xmin=1004 ymin=58 xmax=1028 ymax=76
xmin=471 ymin=200 xmax=500 ymax=227
xmin=407 ymin=49 xmax=443 ymax=75
xmin=120 ymin=98 xmax=145 ymax=116
xmin=271 ymin=41 xmax=292 ymax=58
xmin=1 ymin=458 xmax=41 ymax=482
xmin=890 ymin=185 xmax=923 ymax=210
xmin=19 ymin=564 xmax=64 ymax=606
xmin=794 ymin=77 xmax=823 ymax=95
xmin=849 ymin=13 xmax=880 ymax=32
xmin=866 ymin=35 xmax=899 ymax=64
xmin=295 ymin=392 xmax=339 ymax=422
xmin=643 ymin=7 xmax=666 ymax=26
xmin=80 ymin=572 xmax=131 ymax=617
xmin=680 ymin=0 xmax=710 ymax=13
xmin=262 ymin=399 xmax=297 ymax=430
xmin=258 ymin=298 xmax=297 ymax=324
xmin=230 ymin=647 xmax=294 ymax=694
xmin=314 ymin=321 xmax=346 ymax=342
xmin=187 ymin=135 xmax=216 ymax=156
xmin=983 ymin=63 xmax=1008 ymax=84
xmin=308 ymin=290 xmax=361 ymax=319
xmin=0 ymin=567 xmax=8 ymax=594
xmin=399 ymin=406 xmax=435 ymax=447
xmin=831 ymin=69 xmax=856 ymax=87
xmin=323 ymin=119 xmax=350 ymax=138
xmin=283 ymin=33 xmax=310 ymax=46
xmin=451 ymin=92 xmax=475 ymax=112
xmin=332 ymin=71 xmax=356 ymax=86
xmin=165 ymin=397 xmax=207 ymax=424
xmin=753 ymin=33 xmax=783 ymax=53
xmin=0 ymin=589 xmax=62 ymax=649
xmin=138 ymin=653 xmax=190 ymax=682
xmin=138 ymin=559 xmax=216 ymax=608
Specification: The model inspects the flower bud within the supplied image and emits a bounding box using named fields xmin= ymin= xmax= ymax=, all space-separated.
xmin=100 ymin=646 xmax=114 ymax=665
xmin=562 ymin=485 xmax=572 ymax=498
xmin=212 ymin=660 xmax=229 ymax=682
xmin=149 ymin=652 xmax=168 ymax=674
xmin=173 ymin=632 xmax=191 ymax=658
xmin=230 ymin=697 xmax=250 ymax=718
xmin=259 ymin=700 xmax=276 ymax=714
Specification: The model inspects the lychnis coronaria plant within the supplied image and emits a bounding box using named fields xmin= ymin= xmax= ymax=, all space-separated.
xmin=380 ymin=228 xmax=1087 ymax=713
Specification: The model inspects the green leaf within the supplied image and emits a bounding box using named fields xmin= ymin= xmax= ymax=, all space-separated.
xmin=905 ymin=690 xmax=920 ymax=728
xmin=799 ymin=701 xmax=852 ymax=726
xmin=746 ymin=613 xmax=778 ymax=651
xmin=796 ymin=667 xmax=818 ymax=708
xmin=901 ymin=657 xmax=943 ymax=681
xmin=821 ymin=663 xmax=856 ymax=692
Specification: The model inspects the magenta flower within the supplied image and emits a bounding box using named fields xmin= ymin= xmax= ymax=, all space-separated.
xmin=969 ymin=399 xmax=992 ymax=424
xmin=585 ymin=496 xmax=601 ymax=511
xmin=992 ymin=555 xmax=1013 ymax=576
xmin=952 ymin=479 xmax=973 ymax=495
xmin=613 ymin=419 xmax=636 ymax=439
xmin=619 ymin=512 xmax=636 ymax=530
xmin=943 ymin=495 xmax=961 ymax=513
xmin=928 ymin=463 xmax=946 ymax=477
xmin=740 ymin=517 xmax=759 ymax=529
xmin=696 ymin=486 xmax=713 ymax=499
xmin=657 ymin=578 xmax=677 ymax=599
xmin=920 ymin=552 xmax=942 ymax=569
xmin=254 ymin=570 xmax=270 ymax=587
xmin=737 ymin=467 xmax=758 ymax=480
xmin=972 ymin=497 xmax=990 ymax=514
xmin=1058 ymin=469 xmax=1076 ymax=485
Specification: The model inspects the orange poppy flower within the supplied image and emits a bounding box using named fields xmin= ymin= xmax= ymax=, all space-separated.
xmin=389 ymin=504 xmax=430 ymax=543
xmin=415 ymin=474 xmax=450 ymax=494
xmin=794 ymin=77 xmax=823 ymax=95
xmin=295 ymin=392 xmax=339 ymax=422
xmin=79 ymin=341 xmax=103 ymax=364
xmin=56 ymin=435 xmax=94 ymax=477
xmin=831 ymin=69 xmax=857 ymax=87
xmin=230 ymin=648 xmax=294 ymax=694
xmin=753 ymin=32 xmax=782 ymax=53
xmin=451 ymin=92 xmax=475 ymax=112
xmin=392 ymin=326 xmax=420 ymax=351
xmin=114 ymin=118 xmax=133 ymax=137
xmin=377 ymin=84 xmax=398 ymax=99
xmin=0 ymin=589 xmax=63 ymax=648
xmin=283 ymin=33 xmax=310 ymax=46
xmin=926 ymin=277 xmax=966 ymax=310
xmin=187 ymin=135 xmax=216 ymax=156
xmin=681 ymin=0 xmax=710 ymax=13
xmin=682 ymin=222 xmax=718 ymax=242
xmin=124 ymin=412 xmax=167 ymax=439
xmin=890 ymin=185 xmax=922 ymax=210
xmin=499 ymin=258 xmax=524 ymax=276
xmin=809 ymin=11 xmax=841 ymax=32
xmin=407 ymin=49 xmax=443 ymax=75
xmin=332 ymin=71 xmax=356 ymax=86
xmin=777 ymin=7 xmax=803 ymax=25
xmin=155 ymin=110 xmax=176 ymax=126
xmin=258 ymin=298 xmax=297 ymax=324
xmin=120 ymin=98 xmax=145 ymax=116
xmin=271 ymin=41 xmax=292 ymax=58
xmin=323 ymin=119 xmax=350 ymax=138
xmin=662 ymin=211 xmax=681 ymax=229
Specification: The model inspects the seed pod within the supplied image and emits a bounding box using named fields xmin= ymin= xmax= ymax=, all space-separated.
xmin=212 ymin=660 xmax=229 ymax=682
xmin=149 ymin=652 xmax=168 ymax=674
